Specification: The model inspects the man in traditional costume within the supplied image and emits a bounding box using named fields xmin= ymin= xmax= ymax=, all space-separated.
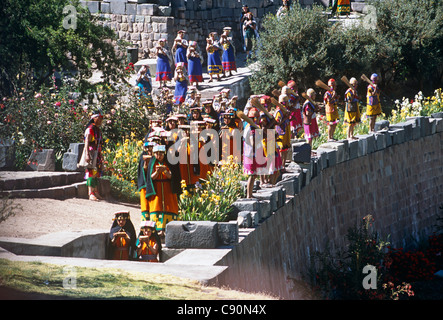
xmin=303 ymin=88 xmax=321 ymax=147
xmin=83 ymin=109 xmax=104 ymax=201
xmin=344 ymin=77 xmax=361 ymax=140
xmin=366 ymin=73 xmax=382 ymax=133
xmin=323 ymin=78 xmax=339 ymax=142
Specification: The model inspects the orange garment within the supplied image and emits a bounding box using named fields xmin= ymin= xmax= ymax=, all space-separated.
xmin=112 ymin=234 xmax=130 ymax=260
xmin=138 ymin=238 xmax=159 ymax=262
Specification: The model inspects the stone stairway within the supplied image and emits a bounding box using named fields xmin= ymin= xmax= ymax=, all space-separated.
xmin=0 ymin=171 xmax=109 ymax=200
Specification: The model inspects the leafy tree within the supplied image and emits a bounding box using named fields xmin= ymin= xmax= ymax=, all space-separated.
xmin=0 ymin=0 xmax=126 ymax=97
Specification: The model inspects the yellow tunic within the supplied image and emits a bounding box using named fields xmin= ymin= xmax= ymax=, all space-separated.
xmin=366 ymin=84 xmax=382 ymax=116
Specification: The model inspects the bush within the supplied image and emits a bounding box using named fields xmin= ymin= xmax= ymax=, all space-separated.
xmin=250 ymin=1 xmax=443 ymax=99
xmin=178 ymin=156 xmax=246 ymax=222
xmin=0 ymin=82 xmax=89 ymax=169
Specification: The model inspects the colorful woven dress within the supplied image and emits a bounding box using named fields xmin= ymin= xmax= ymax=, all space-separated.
xmin=145 ymin=151 xmax=179 ymax=233
xmin=174 ymin=41 xmax=188 ymax=70
xmin=366 ymin=83 xmax=382 ymax=117
xmin=156 ymin=48 xmax=172 ymax=81
xmin=302 ymin=100 xmax=320 ymax=140
xmin=344 ymin=87 xmax=361 ymax=124
xmin=222 ymin=39 xmax=237 ymax=73
xmin=207 ymin=45 xmax=223 ymax=76
xmin=187 ymin=42 xmax=203 ymax=83
xmin=336 ymin=0 xmax=351 ymax=15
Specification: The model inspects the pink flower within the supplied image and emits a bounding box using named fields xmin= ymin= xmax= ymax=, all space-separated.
xmin=55 ymin=101 xmax=61 ymax=107
xmin=34 ymin=93 xmax=42 ymax=99
xmin=69 ymin=99 xmax=75 ymax=105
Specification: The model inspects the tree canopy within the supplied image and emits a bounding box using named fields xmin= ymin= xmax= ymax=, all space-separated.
xmin=0 ymin=0 xmax=126 ymax=97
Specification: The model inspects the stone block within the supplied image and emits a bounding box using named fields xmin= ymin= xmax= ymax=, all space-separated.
xmin=318 ymin=141 xmax=348 ymax=163
xmin=431 ymin=112 xmax=443 ymax=119
xmin=62 ymin=143 xmax=85 ymax=172
xmin=217 ymin=222 xmax=239 ymax=246
xmin=137 ymin=3 xmax=159 ymax=15
xmin=100 ymin=2 xmax=111 ymax=13
xmin=292 ymin=142 xmax=311 ymax=163
xmin=26 ymin=149 xmax=55 ymax=171
xmin=232 ymin=198 xmax=259 ymax=213
xmin=388 ymin=128 xmax=405 ymax=145
xmin=390 ymin=122 xmax=413 ymax=142
xmin=237 ymin=211 xmax=252 ymax=228
xmin=388 ymin=128 xmax=404 ymax=145
xmin=0 ymin=138 xmax=15 ymax=170
xmin=258 ymin=199 xmax=271 ymax=219
xmin=110 ymin=0 xmax=126 ymax=14
xmin=126 ymin=3 xmax=137 ymax=15
xmin=374 ymin=132 xmax=387 ymax=151
xmin=348 ymin=139 xmax=359 ymax=160
xmin=375 ymin=120 xmax=390 ymax=131
xmin=316 ymin=147 xmax=337 ymax=167
xmin=276 ymin=176 xmax=295 ymax=196
xmin=356 ymin=134 xmax=376 ymax=156
xmin=253 ymin=191 xmax=277 ymax=211
xmin=281 ymin=173 xmax=301 ymax=194
xmin=165 ymin=221 xmax=219 ymax=248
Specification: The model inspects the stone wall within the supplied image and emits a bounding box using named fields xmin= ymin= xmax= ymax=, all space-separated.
xmin=81 ymin=0 xmax=315 ymax=62
xmin=211 ymin=116 xmax=443 ymax=299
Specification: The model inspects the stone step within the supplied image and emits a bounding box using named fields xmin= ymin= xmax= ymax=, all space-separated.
xmin=0 ymin=171 xmax=84 ymax=191
xmin=0 ymin=173 xmax=111 ymax=200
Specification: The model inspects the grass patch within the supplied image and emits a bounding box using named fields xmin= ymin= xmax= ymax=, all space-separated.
xmin=0 ymin=259 xmax=277 ymax=300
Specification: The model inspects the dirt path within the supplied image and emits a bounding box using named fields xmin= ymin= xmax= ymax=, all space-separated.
xmin=0 ymin=198 xmax=142 ymax=239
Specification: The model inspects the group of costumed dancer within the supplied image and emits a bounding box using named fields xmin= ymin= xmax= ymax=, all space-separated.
xmin=151 ymin=28 xmax=238 ymax=102
xmin=103 ymin=69 xmax=382 ymax=262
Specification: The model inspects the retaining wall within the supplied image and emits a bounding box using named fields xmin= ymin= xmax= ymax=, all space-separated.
xmin=210 ymin=116 xmax=443 ymax=299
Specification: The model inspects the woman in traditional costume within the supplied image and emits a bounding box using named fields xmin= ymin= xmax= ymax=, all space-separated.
xmin=303 ymin=88 xmax=321 ymax=147
xmin=155 ymin=39 xmax=172 ymax=87
xmin=323 ymin=78 xmax=339 ymax=142
xmin=187 ymin=41 xmax=204 ymax=88
xmin=137 ymin=140 xmax=155 ymax=221
xmin=274 ymin=96 xmax=291 ymax=167
xmin=172 ymin=30 xmax=188 ymax=69
xmin=243 ymin=108 xmax=265 ymax=198
xmin=220 ymin=27 xmax=237 ymax=78
xmin=287 ymin=80 xmax=303 ymax=138
xmin=206 ymin=32 xmax=223 ymax=82
xmin=136 ymin=65 xmax=154 ymax=109
xmin=366 ymin=73 xmax=382 ymax=132
xmin=109 ymin=211 xmax=136 ymax=260
xmin=136 ymin=220 xmax=161 ymax=262
xmin=145 ymin=145 xmax=180 ymax=237
xmin=83 ymin=109 xmax=104 ymax=201
xmin=344 ymin=77 xmax=361 ymax=140
xmin=173 ymin=62 xmax=188 ymax=105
